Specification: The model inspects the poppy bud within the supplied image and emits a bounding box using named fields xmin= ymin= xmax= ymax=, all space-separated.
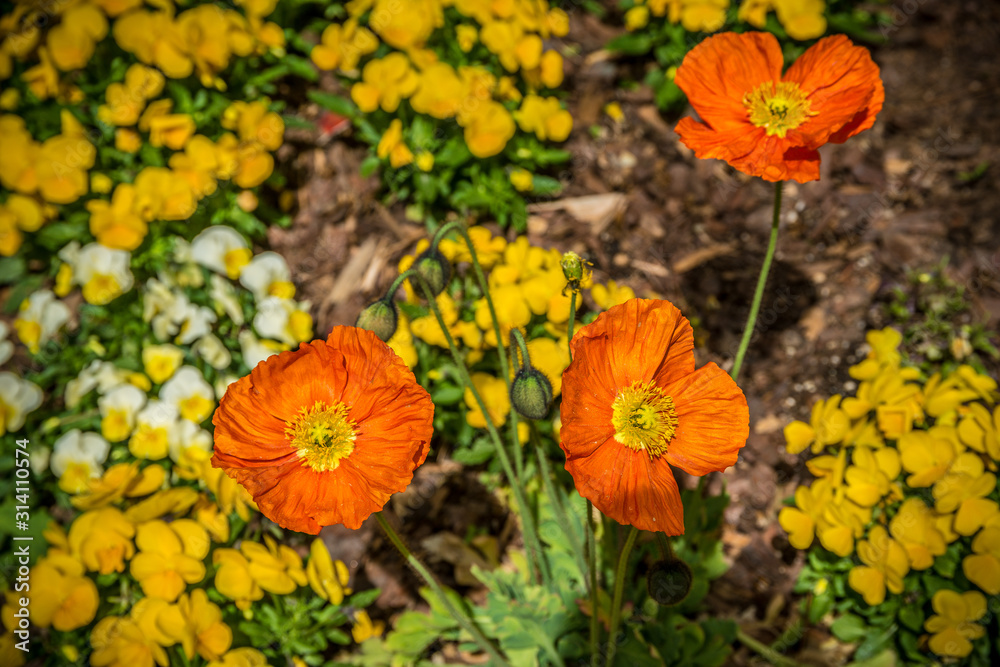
xmin=413 ymin=248 xmax=452 ymax=296
xmin=560 ymin=251 xmax=584 ymax=283
xmin=647 ymin=558 xmax=692 ymax=606
xmin=510 ymin=368 xmax=553 ymax=420
xmin=356 ymin=299 xmax=397 ymax=342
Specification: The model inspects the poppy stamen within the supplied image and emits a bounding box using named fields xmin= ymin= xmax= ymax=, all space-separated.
xmin=286 ymin=401 xmax=356 ymax=472
xmin=743 ymin=81 xmax=814 ymax=138
xmin=611 ymin=381 xmax=678 ymax=457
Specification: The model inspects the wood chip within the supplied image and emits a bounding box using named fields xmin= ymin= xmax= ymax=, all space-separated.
xmin=671 ymin=243 xmax=736 ymax=274
xmin=329 ymin=237 xmax=377 ymax=304
xmin=528 ymin=193 xmax=627 ymax=235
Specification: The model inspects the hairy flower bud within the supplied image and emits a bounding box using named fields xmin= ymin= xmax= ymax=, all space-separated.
xmin=355 ymin=299 xmax=397 ymax=343
xmin=510 ymin=368 xmax=553 ymax=420
xmin=413 ymin=248 xmax=452 ymax=296
xmin=647 ymin=558 xmax=692 ymax=606
xmin=560 ymin=251 xmax=584 ymax=283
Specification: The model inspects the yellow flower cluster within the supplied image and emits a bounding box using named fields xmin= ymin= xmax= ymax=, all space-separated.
xmin=781 ymin=328 xmax=1000 ymax=657
xmin=625 ymin=0 xmax=731 ymax=34
xmin=311 ymin=0 xmax=571 ymax=160
xmin=1 ymin=0 xmax=282 ymax=100
xmin=738 ymin=0 xmax=827 ymax=41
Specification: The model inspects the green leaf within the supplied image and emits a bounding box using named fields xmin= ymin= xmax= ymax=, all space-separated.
xmin=0 ymin=257 xmax=26 ymax=284
xmin=307 ymin=91 xmax=357 ymax=117
xmin=349 ymin=588 xmax=381 ymax=609
xmin=452 ymin=438 xmax=494 ymax=465
xmin=607 ymin=32 xmax=655 ymax=55
xmin=897 ymin=604 xmax=924 ymax=632
xmin=853 ymin=624 xmax=897 ymax=661
xmin=831 ymin=613 xmax=868 ymax=642
xmin=35 ymin=221 xmax=88 ymax=251
xmin=282 ymin=54 xmax=319 ymax=81
xmin=360 ymin=155 xmax=381 ymax=178
xmin=530 ymin=175 xmax=562 ymax=196
xmin=430 ymin=385 xmax=464 ymax=405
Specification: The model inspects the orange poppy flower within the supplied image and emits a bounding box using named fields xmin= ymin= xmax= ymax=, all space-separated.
xmin=211 ymin=327 xmax=434 ymax=534
xmin=674 ymin=32 xmax=884 ymax=183
xmin=559 ymin=299 xmax=749 ymax=534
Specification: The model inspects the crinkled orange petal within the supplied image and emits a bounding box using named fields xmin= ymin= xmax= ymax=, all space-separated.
xmin=674 ymin=32 xmax=783 ymax=133
xmin=252 ymin=339 xmax=350 ymax=422
xmin=569 ymin=298 xmax=695 ymax=390
xmin=662 ymin=362 xmax=749 ymax=476
xmin=783 ymin=34 xmax=884 ymax=146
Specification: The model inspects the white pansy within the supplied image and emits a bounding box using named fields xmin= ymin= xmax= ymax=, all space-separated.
xmin=169 ymin=418 xmax=214 ymax=470
xmin=30 ymin=445 xmax=50 ymax=475
xmin=194 ymin=333 xmax=231 ymax=370
xmin=65 ymin=360 xmax=132 ymax=408
xmin=253 ymin=296 xmax=314 ymax=346
xmin=210 ymin=273 xmax=244 ymax=325
xmin=191 ymin=226 xmax=252 ymax=279
xmin=128 ymin=399 xmax=179 ymax=460
xmin=50 ymin=429 xmax=110 ymax=494
xmin=160 ymin=365 xmax=215 ymax=424
xmin=239 ymin=251 xmax=295 ymax=301
xmin=14 ymin=289 xmax=71 ymax=354
xmin=238 ymin=330 xmax=285 ymax=371
xmin=73 ymin=243 xmax=135 ymax=305
xmin=0 ymin=321 xmax=12 ymax=367
xmin=174 ymin=300 xmax=217 ymax=346
xmin=0 ymin=372 xmax=43 ymax=436
xmin=98 ymin=383 xmax=147 ymax=442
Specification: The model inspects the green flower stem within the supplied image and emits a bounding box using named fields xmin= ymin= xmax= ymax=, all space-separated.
xmin=375 ymin=513 xmax=510 ymax=666
xmin=587 ymin=499 xmax=599 ymax=667
xmin=567 ymin=290 xmax=578 ymax=363
xmin=510 ymin=329 xmax=532 ymax=371
xmin=735 ymin=628 xmax=802 ymax=667
xmin=508 ymin=329 xmax=533 ymax=484
xmin=413 ymin=273 xmax=551 ymax=587
xmin=530 ymin=427 xmax=587 ymax=585
xmin=605 ymin=526 xmax=639 ymax=667
xmin=383 ymin=271 xmax=411 ymax=301
xmin=730 ymin=180 xmax=783 ymax=383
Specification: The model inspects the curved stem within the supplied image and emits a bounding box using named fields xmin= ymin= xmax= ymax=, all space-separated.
xmin=375 ymin=513 xmax=509 ymax=666
xmin=605 ymin=526 xmax=639 ymax=667
xmin=567 ymin=290 xmax=578 ymax=363
xmin=510 ymin=328 xmax=532 ymax=371
xmin=455 ymin=225 xmax=511 ymax=389
xmin=413 ymin=273 xmax=550 ymax=587
xmin=730 ymin=180 xmax=783 ymax=383
xmin=735 ymin=628 xmax=802 ymax=667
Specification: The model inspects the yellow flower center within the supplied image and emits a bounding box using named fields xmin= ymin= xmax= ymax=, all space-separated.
xmin=743 ymin=81 xmax=814 ymax=138
xmin=611 ymin=381 xmax=678 ymax=457
xmin=286 ymin=401 xmax=356 ymax=472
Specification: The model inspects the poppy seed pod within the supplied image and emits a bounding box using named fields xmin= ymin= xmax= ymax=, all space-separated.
xmin=355 ymin=299 xmax=398 ymax=342
xmin=510 ymin=368 xmax=553 ymax=420
xmin=647 ymin=558 xmax=692 ymax=606
xmin=413 ymin=248 xmax=452 ymax=296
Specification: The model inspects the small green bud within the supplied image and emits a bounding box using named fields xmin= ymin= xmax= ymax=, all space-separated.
xmin=413 ymin=248 xmax=452 ymax=296
xmin=356 ymin=299 xmax=398 ymax=342
xmin=647 ymin=558 xmax=692 ymax=606
xmin=560 ymin=251 xmax=584 ymax=283
xmin=510 ymin=368 xmax=553 ymax=420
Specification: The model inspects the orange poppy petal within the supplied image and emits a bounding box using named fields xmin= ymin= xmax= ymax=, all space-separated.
xmin=570 ymin=299 xmax=695 ymax=390
xmin=674 ymin=31 xmax=784 ymax=133
xmin=252 ymin=340 xmax=349 ymax=422
xmin=783 ymin=35 xmax=884 ymax=146
xmin=663 ymin=363 xmax=749 ymax=475
xmin=212 ymin=375 xmax=296 ymax=464
xmin=567 ymin=441 xmax=685 ymax=535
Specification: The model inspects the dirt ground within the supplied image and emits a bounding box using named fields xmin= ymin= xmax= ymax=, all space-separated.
xmin=268 ymin=1 xmax=1000 ymax=662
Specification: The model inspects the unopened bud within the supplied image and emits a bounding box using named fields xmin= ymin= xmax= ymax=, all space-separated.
xmin=413 ymin=248 xmax=452 ymax=296
xmin=560 ymin=251 xmax=584 ymax=283
xmin=510 ymin=368 xmax=553 ymax=420
xmin=647 ymin=558 xmax=692 ymax=606
xmin=356 ymin=299 xmax=398 ymax=342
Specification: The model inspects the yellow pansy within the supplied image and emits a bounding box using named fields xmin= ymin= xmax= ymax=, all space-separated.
xmin=888 ymin=498 xmax=945 ymax=570
xmin=591 ymin=280 xmax=636 ymax=310
xmin=462 ymin=100 xmax=517 ymax=158
xmin=130 ymin=519 xmax=209 ymax=601
xmin=201 ymin=462 xmax=258 ymax=521
xmin=214 ymin=549 xmax=264 ymax=610
xmin=844 ymin=446 xmax=900 ymax=507
xmin=464 ymin=372 xmax=510 ymax=429
xmin=159 ymin=590 xmax=232 ymax=661
xmin=310 ymin=19 xmax=378 ymax=71
xmin=142 ymin=344 xmax=185 ymax=384
xmin=963 ymin=527 xmax=1000 ymax=595
xmin=925 ymin=589 xmax=987 ymax=658
xmin=816 ymin=497 xmax=869 ymax=558
xmin=438 ymin=226 xmax=506 ymax=268
xmin=376 ymin=118 xmax=414 ymax=168
xmin=70 ymin=461 xmax=164 ymax=510
xmin=68 ymin=508 xmax=135 ymax=575
xmin=958 ymin=402 xmax=1000 ymax=461
xmin=351 ymin=53 xmax=419 ymax=113
xmin=783 ymin=395 xmax=851 ymax=454
xmin=351 ymin=610 xmax=385 ymax=643
xmin=306 ymin=538 xmax=352 ymax=604
xmin=241 ymin=535 xmax=308 ymax=594
xmin=98 ymin=383 xmax=147 ymax=442
xmin=510 ymin=168 xmax=534 ymax=192
xmin=778 ymin=477 xmax=833 ymax=550
xmin=207 ymin=648 xmax=271 ymax=667
xmin=847 ymin=525 xmax=909 ymax=606
xmin=28 ymin=554 xmax=99 ymax=631
xmin=898 ymin=430 xmax=955 ymax=487
xmin=124 ymin=487 xmax=200 ymax=524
